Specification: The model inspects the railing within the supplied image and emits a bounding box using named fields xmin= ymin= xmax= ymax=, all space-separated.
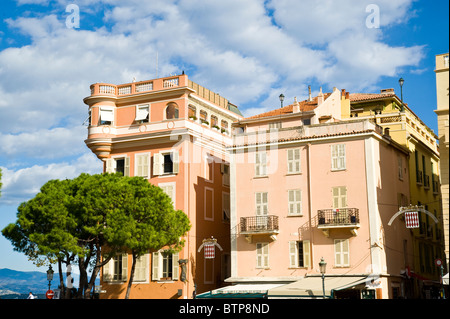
xmin=424 ymin=174 xmax=430 ymax=189
xmin=240 ymin=215 xmax=279 ymax=233
xmin=317 ymin=208 xmax=359 ymax=226
xmin=416 ymin=170 xmax=423 ymax=185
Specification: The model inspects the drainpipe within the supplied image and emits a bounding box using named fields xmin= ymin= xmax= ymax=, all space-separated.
xmin=306 ymin=143 xmax=315 ymax=268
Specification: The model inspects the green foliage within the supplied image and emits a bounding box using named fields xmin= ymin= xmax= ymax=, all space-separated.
xmin=1 ymin=172 xmax=191 ymax=298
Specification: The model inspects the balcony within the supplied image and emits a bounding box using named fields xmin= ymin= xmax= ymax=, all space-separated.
xmin=240 ymin=215 xmax=279 ymax=242
xmin=317 ymin=208 xmax=360 ymax=237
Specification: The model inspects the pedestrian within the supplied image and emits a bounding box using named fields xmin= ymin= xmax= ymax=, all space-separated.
xmin=27 ymin=291 xmax=35 ymax=299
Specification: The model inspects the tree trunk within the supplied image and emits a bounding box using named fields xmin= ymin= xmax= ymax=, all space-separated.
xmin=125 ymin=253 xmax=137 ymax=299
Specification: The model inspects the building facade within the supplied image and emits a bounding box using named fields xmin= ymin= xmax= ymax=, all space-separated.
xmin=83 ymin=74 xmax=242 ymax=298
xmin=220 ymin=91 xmax=415 ymax=299
xmin=346 ymin=89 xmax=446 ymax=298
xmin=434 ymin=53 xmax=449 ymax=271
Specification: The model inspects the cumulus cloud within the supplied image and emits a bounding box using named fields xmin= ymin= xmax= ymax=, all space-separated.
xmin=0 ymin=152 xmax=103 ymax=205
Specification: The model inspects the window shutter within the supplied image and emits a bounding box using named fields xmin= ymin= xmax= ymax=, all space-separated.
xmin=331 ymin=145 xmax=338 ymax=170
xmin=152 ymin=252 xmax=160 ymax=281
xmin=262 ymin=192 xmax=268 ymax=215
xmin=289 ymin=241 xmax=298 ymax=267
xmin=103 ymin=258 xmax=113 ymax=282
xmin=105 ymin=158 xmax=114 ymax=173
xmin=124 ymin=157 xmax=130 ymax=177
xmin=255 ymin=153 xmax=260 ymax=176
xmin=256 ymin=193 xmax=261 ymax=216
xmin=335 ymin=240 xmax=342 ymax=266
xmin=339 ymin=144 xmax=346 ymax=169
xmin=172 ymin=151 xmax=179 ymax=174
xmin=303 ymin=240 xmax=310 ymax=268
xmin=172 ymin=253 xmax=179 ymax=280
xmin=153 ymin=153 xmax=162 ymax=176
xmin=121 ymin=253 xmax=128 ymax=281
xmin=263 ymin=243 xmax=269 ymax=267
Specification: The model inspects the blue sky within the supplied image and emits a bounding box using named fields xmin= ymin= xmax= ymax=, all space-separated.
xmin=0 ymin=0 xmax=448 ymax=273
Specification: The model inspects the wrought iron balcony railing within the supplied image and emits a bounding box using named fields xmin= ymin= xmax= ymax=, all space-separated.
xmin=317 ymin=208 xmax=360 ymax=227
xmin=240 ymin=215 xmax=279 ymax=234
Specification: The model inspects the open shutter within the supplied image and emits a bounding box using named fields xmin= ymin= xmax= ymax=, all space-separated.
xmin=339 ymin=144 xmax=346 ymax=169
xmin=172 ymin=151 xmax=179 ymax=174
xmin=152 ymin=252 xmax=160 ymax=281
xmin=303 ymin=240 xmax=311 ymax=268
xmin=121 ymin=253 xmax=128 ymax=281
xmin=289 ymin=241 xmax=298 ymax=268
xmin=124 ymin=157 xmax=130 ymax=177
xmin=103 ymin=258 xmax=113 ymax=282
xmin=153 ymin=153 xmax=162 ymax=176
xmin=172 ymin=252 xmax=179 ymax=280
xmin=105 ymin=158 xmax=114 ymax=173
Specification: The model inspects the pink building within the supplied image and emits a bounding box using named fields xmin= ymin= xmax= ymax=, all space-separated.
xmin=83 ymin=74 xmax=243 ymax=298
xmin=202 ymin=91 xmax=415 ymax=299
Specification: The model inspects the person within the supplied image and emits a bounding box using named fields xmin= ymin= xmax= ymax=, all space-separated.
xmin=27 ymin=292 xmax=35 ymax=299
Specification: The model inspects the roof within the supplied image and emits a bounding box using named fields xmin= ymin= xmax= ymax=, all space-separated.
xmin=349 ymin=92 xmax=397 ymax=102
xmin=244 ymin=94 xmax=331 ymax=120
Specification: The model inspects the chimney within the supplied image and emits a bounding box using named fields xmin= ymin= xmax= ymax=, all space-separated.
xmin=308 ymin=85 xmax=312 ymax=101
xmin=317 ymin=87 xmax=324 ymax=104
xmin=380 ymin=88 xmax=394 ymax=95
xmin=293 ymin=97 xmax=300 ymax=113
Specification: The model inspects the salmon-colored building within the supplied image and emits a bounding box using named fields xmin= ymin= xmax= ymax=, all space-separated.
xmin=207 ymin=90 xmax=416 ymax=299
xmin=83 ymin=73 xmax=242 ymax=298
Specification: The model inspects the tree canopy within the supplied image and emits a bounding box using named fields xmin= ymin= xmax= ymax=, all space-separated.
xmin=2 ymin=173 xmax=191 ymax=299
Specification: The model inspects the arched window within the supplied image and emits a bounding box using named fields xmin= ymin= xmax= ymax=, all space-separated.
xmin=166 ymin=102 xmax=179 ymax=119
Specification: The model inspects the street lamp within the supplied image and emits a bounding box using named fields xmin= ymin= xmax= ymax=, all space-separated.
xmin=319 ymin=257 xmax=327 ymax=299
xmin=398 ymin=77 xmax=404 ymax=112
xmin=279 ymin=94 xmax=285 ymax=108
xmin=47 ymin=265 xmax=54 ymax=290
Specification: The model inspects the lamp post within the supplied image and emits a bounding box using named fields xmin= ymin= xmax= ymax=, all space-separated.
xmin=279 ymin=94 xmax=285 ymax=108
xmin=398 ymin=77 xmax=404 ymax=112
xmin=47 ymin=265 xmax=54 ymax=290
xmin=319 ymin=257 xmax=327 ymax=299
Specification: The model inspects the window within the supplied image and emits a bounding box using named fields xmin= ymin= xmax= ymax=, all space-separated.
xmin=331 ymin=144 xmax=346 ymax=170
xmin=153 ymin=151 xmax=179 ymax=175
xmin=152 ymin=250 xmax=179 ymax=281
xmin=105 ymin=157 xmax=130 ymax=176
xmin=99 ymin=106 xmax=114 ymax=125
xmin=255 ymin=192 xmax=268 ymax=216
xmin=222 ymin=192 xmax=230 ymax=222
xmin=289 ymin=240 xmax=310 ymax=268
xmin=256 ymin=242 xmax=269 ymax=268
xmin=205 ymin=155 xmax=214 ymax=181
xmin=135 ymin=153 xmax=150 ymax=178
xmin=159 ymin=182 xmax=176 ymax=208
xmin=288 ymin=189 xmax=302 ymax=216
xmin=166 ymin=102 xmax=179 ymax=120
xmin=255 ymin=152 xmax=267 ymax=177
xmin=287 ymin=148 xmax=301 ymax=174
xmin=398 ymin=155 xmax=403 ymax=180
xmin=221 ymin=163 xmax=230 ymax=186
xmin=103 ymin=253 xmax=128 ymax=282
xmin=204 ymin=187 xmax=214 ymax=221
xmin=334 ymin=239 xmax=350 ymax=267
xmin=269 ymin=122 xmax=282 ymax=130
xmin=135 ymin=104 xmax=149 ymax=123
xmin=188 ymin=105 xmax=196 ymax=119
xmin=332 ymin=186 xmax=347 ymax=209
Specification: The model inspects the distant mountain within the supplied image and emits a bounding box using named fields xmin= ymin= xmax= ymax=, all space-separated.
xmin=0 ymin=268 xmax=99 ymax=297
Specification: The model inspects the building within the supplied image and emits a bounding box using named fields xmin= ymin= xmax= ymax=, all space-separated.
xmin=434 ymin=53 xmax=449 ymax=272
xmin=206 ymin=90 xmax=416 ymax=299
xmin=83 ymin=73 xmax=243 ymax=298
xmin=346 ymin=88 xmax=446 ymax=298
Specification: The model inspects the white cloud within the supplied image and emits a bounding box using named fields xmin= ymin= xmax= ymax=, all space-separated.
xmin=0 ymin=152 xmax=103 ymax=206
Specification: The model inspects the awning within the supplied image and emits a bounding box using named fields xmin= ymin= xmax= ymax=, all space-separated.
xmin=267 ymin=276 xmax=368 ymax=298
xmin=196 ymin=283 xmax=285 ymax=299
xmin=443 ymin=273 xmax=449 ymax=285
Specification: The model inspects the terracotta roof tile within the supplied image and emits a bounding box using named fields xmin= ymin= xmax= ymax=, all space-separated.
xmin=349 ymin=92 xmax=397 ymax=102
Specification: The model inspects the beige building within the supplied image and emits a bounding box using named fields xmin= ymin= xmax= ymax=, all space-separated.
xmin=434 ymin=53 xmax=449 ymax=269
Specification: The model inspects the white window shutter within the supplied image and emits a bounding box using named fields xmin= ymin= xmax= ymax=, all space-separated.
xmin=121 ymin=253 xmax=128 ymax=281
xmin=124 ymin=157 xmax=130 ymax=177
xmin=172 ymin=252 xmax=179 ymax=280
xmin=153 ymin=153 xmax=162 ymax=176
xmin=172 ymin=151 xmax=179 ymax=174
xmin=103 ymin=258 xmax=113 ymax=282
xmin=105 ymin=158 xmax=114 ymax=173
xmin=152 ymin=252 xmax=160 ymax=281
xmin=289 ymin=241 xmax=298 ymax=268
xmin=303 ymin=240 xmax=310 ymax=268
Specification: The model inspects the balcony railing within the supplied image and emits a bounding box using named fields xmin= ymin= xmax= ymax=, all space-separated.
xmin=317 ymin=208 xmax=360 ymax=227
xmin=240 ymin=215 xmax=279 ymax=234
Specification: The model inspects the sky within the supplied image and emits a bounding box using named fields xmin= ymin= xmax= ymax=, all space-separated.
xmin=0 ymin=0 xmax=448 ymax=273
